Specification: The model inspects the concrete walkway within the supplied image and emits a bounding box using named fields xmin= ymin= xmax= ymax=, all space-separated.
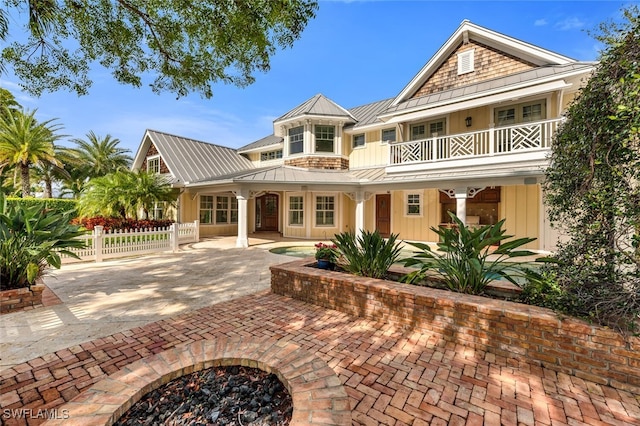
xmin=0 ymin=235 xmax=299 ymax=371
xmin=1 ymin=236 xmax=640 ymax=425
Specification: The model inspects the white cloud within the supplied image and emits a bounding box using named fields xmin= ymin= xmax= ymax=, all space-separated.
xmin=534 ymin=19 xmax=548 ymax=27
xmin=555 ymin=17 xmax=585 ymax=31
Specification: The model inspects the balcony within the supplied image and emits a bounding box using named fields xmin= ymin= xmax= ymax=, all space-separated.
xmin=388 ymin=118 xmax=563 ymax=171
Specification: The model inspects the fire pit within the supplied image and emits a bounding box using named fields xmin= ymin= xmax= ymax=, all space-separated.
xmin=114 ymin=365 xmax=292 ymax=425
xmin=42 ymin=337 xmax=351 ymax=426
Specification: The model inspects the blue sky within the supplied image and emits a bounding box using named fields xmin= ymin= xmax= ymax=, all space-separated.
xmin=0 ymin=1 xmax=635 ymax=157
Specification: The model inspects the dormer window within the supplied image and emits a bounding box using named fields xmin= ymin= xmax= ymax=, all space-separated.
xmin=315 ymin=125 xmax=335 ymax=153
xmin=289 ymin=126 xmax=304 ymax=154
xmin=147 ymin=155 xmax=160 ymax=174
xmin=261 ymin=150 xmax=283 ymax=161
xmin=457 ymin=49 xmax=475 ymax=75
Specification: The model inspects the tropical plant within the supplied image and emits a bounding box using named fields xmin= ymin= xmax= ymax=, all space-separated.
xmin=332 ymin=230 xmax=403 ymax=279
xmin=67 ymin=132 xmax=132 ymax=177
xmin=0 ymin=108 xmax=64 ymax=197
xmin=0 ymin=193 xmax=86 ymax=290
xmin=542 ymin=7 xmax=640 ymax=332
xmin=314 ymin=242 xmax=338 ymax=262
xmin=0 ymin=1 xmax=317 ymax=97
xmin=400 ymin=213 xmax=536 ymax=294
xmin=78 ymin=170 xmax=176 ymax=220
xmin=519 ymin=268 xmax=567 ymax=311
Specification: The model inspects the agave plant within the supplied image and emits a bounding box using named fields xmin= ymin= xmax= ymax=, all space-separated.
xmin=332 ymin=229 xmax=403 ymax=279
xmin=0 ymin=193 xmax=86 ymax=290
xmin=400 ymin=213 xmax=536 ymax=294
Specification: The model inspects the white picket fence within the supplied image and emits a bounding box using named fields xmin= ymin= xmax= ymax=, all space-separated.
xmin=62 ymin=221 xmax=199 ymax=263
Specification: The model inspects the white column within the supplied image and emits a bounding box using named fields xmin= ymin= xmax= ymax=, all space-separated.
xmin=354 ymin=191 xmax=365 ymax=242
xmin=455 ymin=188 xmax=468 ymax=226
xmin=235 ymin=189 xmax=249 ymax=248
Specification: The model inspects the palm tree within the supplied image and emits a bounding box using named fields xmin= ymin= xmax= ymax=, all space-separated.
xmin=78 ymin=170 xmax=175 ymax=220
xmin=0 ymin=108 xmax=64 ymax=197
xmin=68 ymin=131 xmax=132 ymax=178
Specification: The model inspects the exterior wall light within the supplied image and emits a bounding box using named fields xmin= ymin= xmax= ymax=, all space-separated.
xmin=465 ymin=116 xmax=472 ymax=127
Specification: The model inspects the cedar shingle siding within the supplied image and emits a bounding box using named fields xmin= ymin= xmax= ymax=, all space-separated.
xmin=412 ymin=40 xmax=536 ymax=99
xmin=284 ymin=157 xmax=349 ymax=170
xmin=141 ymin=142 xmax=170 ymax=174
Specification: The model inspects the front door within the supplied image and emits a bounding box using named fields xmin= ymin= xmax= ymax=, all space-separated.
xmin=376 ymin=194 xmax=391 ymax=238
xmin=256 ymin=194 xmax=278 ymax=232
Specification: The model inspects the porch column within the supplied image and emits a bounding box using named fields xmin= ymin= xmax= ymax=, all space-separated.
xmin=455 ymin=188 xmax=468 ymax=226
xmin=354 ymin=191 xmax=365 ymax=242
xmin=235 ymin=189 xmax=249 ymax=248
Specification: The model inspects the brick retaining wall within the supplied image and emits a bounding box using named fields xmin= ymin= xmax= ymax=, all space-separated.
xmin=270 ymin=259 xmax=640 ymax=393
xmin=0 ymin=284 xmax=45 ymax=314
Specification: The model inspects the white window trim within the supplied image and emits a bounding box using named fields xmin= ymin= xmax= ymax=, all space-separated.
xmin=314 ymin=193 xmax=336 ymax=227
xmin=287 ymin=193 xmax=305 ymax=227
xmin=381 ymin=128 xmax=396 ymax=145
xmin=494 ymin=98 xmax=547 ymax=127
xmin=314 ymin=125 xmax=336 ymax=154
xmin=288 ymin=126 xmax=304 ymax=156
xmin=410 ymin=118 xmax=447 ymax=140
xmin=147 ymin=155 xmax=161 ymax=174
xmin=406 ymin=192 xmax=423 ymax=217
xmin=199 ymin=194 xmax=238 ymax=225
xmin=352 ymin=133 xmax=365 ymax=149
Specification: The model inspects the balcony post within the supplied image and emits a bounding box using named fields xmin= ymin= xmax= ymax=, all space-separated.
xmin=489 ymin=124 xmax=495 ymax=156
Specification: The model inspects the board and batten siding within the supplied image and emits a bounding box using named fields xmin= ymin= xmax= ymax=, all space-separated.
xmin=388 ymin=189 xmax=440 ymax=242
xmin=348 ymin=130 xmax=390 ymax=169
xmin=500 ymin=185 xmax=540 ymax=250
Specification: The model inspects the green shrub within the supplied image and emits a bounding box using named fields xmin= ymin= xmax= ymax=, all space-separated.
xmin=519 ymin=268 xmax=566 ymax=310
xmin=332 ymin=230 xmax=403 ymax=279
xmin=7 ymin=197 xmax=78 ymax=218
xmin=400 ymin=213 xmax=536 ymax=295
xmin=0 ymin=194 xmax=86 ymax=290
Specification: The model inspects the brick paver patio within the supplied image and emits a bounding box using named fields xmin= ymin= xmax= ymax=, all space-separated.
xmin=2 ymin=290 xmax=639 ymax=425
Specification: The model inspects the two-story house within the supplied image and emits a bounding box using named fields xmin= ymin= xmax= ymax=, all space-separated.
xmin=131 ymin=20 xmax=595 ymax=250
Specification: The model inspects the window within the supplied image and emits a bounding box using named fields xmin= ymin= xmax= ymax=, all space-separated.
xmin=152 ymin=202 xmax=165 ymax=220
xmin=260 ymin=150 xmax=283 ymax=161
xmin=200 ymin=195 xmax=214 ymax=224
xmin=315 ymin=125 xmax=335 ymax=153
xmin=410 ymin=124 xmax=425 ymax=140
xmin=289 ymin=126 xmax=304 ymax=154
xmin=522 ymin=103 xmax=543 ymax=122
xmin=430 ymin=121 xmax=444 ymax=135
xmin=496 ymin=100 xmax=546 ymax=126
xmin=289 ymin=196 xmax=304 ymax=226
xmin=381 ymin=128 xmax=396 ymax=143
xmin=407 ymin=194 xmax=421 ymax=215
xmin=200 ymin=195 xmax=237 ymax=224
xmin=353 ymin=133 xmax=365 ymax=148
xmin=497 ymin=108 xmax=516 ymax=126
xmin=411 ymin=119 xmax=446 ymax=140
xmin=147 ymin=156 xmax=160 ymax=174
xmin=457 ymin=49 xmax=475 ymax=75
xmin=315 ymin=196 xmax=334 ymax=226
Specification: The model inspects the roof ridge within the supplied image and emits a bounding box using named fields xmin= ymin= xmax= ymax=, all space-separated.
xmin=146 ymin=129 xmax=237 ymax=152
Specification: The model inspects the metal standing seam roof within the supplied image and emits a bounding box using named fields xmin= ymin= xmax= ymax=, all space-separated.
xmin=344 ymin=98 xmax=395 ymax=130
xmin=383 ymin=63 xmax=595 ymax=116
xmin=275 ymin=93 xmax=356 ymax=123
xmin=189 ymin=165 xmax=388 ymax=186
xmin=145 ymin=130 xmax=255 ymax=184
xmin=237 ymin=134 xmax=283 ymax=153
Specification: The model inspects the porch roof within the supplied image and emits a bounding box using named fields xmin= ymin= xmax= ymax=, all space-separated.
xmin=186 ymin=165 xmax=387 ymax=187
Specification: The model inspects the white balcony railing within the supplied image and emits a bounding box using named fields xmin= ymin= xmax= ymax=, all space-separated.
xmin=389 ymin=118 xmax=563 ymax=166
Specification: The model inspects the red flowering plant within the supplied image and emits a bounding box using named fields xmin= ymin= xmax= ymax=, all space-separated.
xmin=314 ymin=242 xmax=338 ymax=262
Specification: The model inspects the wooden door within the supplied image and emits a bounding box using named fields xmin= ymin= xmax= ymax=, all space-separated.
xmin=376 ymin=194 xmax=391 ymax=238
xmin=256 ymin=194 xmax=278 ymax=231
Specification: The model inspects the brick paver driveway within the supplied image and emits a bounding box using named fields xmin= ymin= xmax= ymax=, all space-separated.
xmin=1 ymin=237 xmax=639 ymax=425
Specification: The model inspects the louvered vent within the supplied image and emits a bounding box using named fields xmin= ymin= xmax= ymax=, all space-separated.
xmin=457 ymin=49 xmax=475 ymax=75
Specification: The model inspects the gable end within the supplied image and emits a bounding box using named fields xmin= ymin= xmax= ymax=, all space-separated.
xmin=411 ymin=40 xmax=537 ymax=99
xmin=141 ymin=142 xmax=170 ymax=174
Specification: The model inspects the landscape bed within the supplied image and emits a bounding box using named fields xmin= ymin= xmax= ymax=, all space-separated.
xmin=270 ymin=258 xmax=640 ymax=392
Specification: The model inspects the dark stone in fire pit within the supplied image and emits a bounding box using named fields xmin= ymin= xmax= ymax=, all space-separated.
xmin=114 ymin=365 xmax=292 ymax=425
